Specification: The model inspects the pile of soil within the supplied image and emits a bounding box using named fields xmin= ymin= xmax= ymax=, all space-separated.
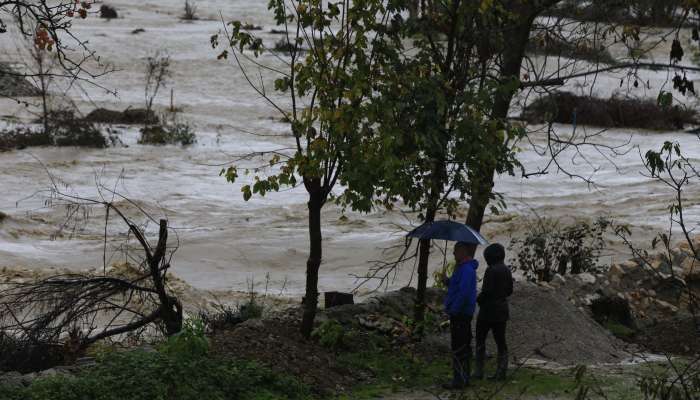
xmin=210 ymin=319 xmax=365 ymax=394
xmin=327 ymin=284 xmax=626 ymax=365
xmin=506 ymin=281 xmax=627 ymax=364
xmin=632 ymin=315 xmax=700 ymax=356
xmin=211 ymin=282 xmax=626 ymax=394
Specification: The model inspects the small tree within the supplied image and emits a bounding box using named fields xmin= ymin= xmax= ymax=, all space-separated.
xmin=213 ymin=0 xmax=398 ymax=338
xmin=510 ymin=217 xmax=610 ymax=282
xmin=1 ymin=0 xmax=114 ymax=100
xmin=17 ymin=25 xmax=59 ymax=134
xmin=182 ymin=0 xmax=198 ymax=20
xmin=144 ymin=51 xmax=171 ymax=128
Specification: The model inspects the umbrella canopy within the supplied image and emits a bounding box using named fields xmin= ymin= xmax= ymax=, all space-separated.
xmin=407 ymin=220 xmax=488 ymax=245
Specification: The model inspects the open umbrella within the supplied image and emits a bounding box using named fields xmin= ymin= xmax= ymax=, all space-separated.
xmin=407 ymin=220 xmax=488 ymax=245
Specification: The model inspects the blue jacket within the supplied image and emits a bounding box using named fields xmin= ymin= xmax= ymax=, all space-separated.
xmin=444 ymin=259 xmax=479 ymax=317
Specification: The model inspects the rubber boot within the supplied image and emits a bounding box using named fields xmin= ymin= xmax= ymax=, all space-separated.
xmin=472 ymin=343 xmax=485 ymax=380
xmin=443 ymin=353 xmax=470 ymax=389
xmin=488 ymin=352 xmax=508 ymax=381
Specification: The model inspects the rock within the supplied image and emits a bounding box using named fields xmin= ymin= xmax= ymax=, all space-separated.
xmin=239 ymin=318 xmax=264 ymax=330
xmin=0 ymin=371 xmax=24 ymax=387
xmin=357 ymin=314 xmax=395 ymax=333
xmin=131 ymin=28 xmax=145 ymax=34
xmin=21 ymin=372 xmax=37 ymax=386
xmin=590 ymin=295 xmax=635 ymax=328
xmin=681 ymin=257 xmax=700 ymax=281
xmin=551 ymin=274 xmax=566 ymax=287
xmin=650 ymin=254 xmax=672 ymax=275
xmin=607 ymin=264 xmax=625 ymax=284
xmin=324 ymin=291 xmax=354 ymax=309
xmin=650 ymin=299 xmax=679 ymax=314
xmin=576 ymin=272 xmax=596 ymax=286
xmin=582 ymin=293 xmax=601 ymax=306
xmin=100 ymin=5 xmax=118 ymax=19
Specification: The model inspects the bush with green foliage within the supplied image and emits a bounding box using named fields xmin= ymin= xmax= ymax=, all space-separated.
xmin=510 ymin=217 xmax=610 ymax=282
xmin=138 ymin=123 xmax=196 ymax=146
xmin=1 ymin=321 xmax=310 ymax=400
xmin=312 ymin=320 xmax=345 ymax=350
xmin=159 ymin=318 xmax=209 ymax=359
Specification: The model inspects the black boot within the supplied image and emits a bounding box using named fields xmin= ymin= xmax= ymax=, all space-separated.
xmin=443 ymin=353 xmax=471 ymax=389
xmin=488 ymin=352 xmax=508 ymax=381
xmin=472 ymin=344 xmax=485 ymax=380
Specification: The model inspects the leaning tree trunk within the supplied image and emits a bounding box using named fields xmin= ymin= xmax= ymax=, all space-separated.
xmin=301 ymin=179 xmax=323 ymax=338
xmin=466 ymin=11 xmax=536 ymax=232
xmin=147 ymin=219 xmax=183 ymax=335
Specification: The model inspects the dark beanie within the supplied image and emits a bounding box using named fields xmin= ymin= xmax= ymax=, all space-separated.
xmin=484 ymin=243 xmax=506 ymax=265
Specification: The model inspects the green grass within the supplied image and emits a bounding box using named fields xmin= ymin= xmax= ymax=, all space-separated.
xmin=0 ymin=347 xmax=311 ymax=400
xmin=604 ymin=321 xmax=637 ymax=339
xmin=333 ymin=348 xmax=642 ymax=400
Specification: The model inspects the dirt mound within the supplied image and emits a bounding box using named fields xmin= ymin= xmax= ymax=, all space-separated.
xmin=633 ymin=315 xmax=700 ymax=356
xmin=210 ymin=319 xmax=364 ymax=394
xmin=326 ymin=285 xmax=625 ymax=365
xmin=507 ymin=281 xmax=626 ymax=364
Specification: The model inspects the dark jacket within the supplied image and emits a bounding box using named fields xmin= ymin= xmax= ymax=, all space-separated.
xmin=444 ymin=259 xmax=479 ymax=317
xmin=476 ymin=262 xmax=513 ymax=322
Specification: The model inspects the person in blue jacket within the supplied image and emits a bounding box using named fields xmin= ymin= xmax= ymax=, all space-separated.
xmin=442 ymin=241 xmax=479 ymax=389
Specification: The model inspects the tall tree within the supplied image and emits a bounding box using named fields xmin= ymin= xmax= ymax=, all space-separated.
xmin=342 ymin=0 xmax=523 ymax=324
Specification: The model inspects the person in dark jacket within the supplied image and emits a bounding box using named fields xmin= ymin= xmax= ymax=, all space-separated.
xmin=473 ymin=243 xmax=513 ymax=381
xmin=442 ymin=241 xmax=479 ymax=389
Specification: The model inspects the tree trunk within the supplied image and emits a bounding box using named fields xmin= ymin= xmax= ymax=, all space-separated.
xmin=414 ymin=205 xmax=437 ymax=326
xmin=466 ymin=12 xmax=535 ymax=232
xmin=301 ymin=180 xmax=323 ymax=339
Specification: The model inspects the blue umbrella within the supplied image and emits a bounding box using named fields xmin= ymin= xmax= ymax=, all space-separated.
xmin=407 ymin=220 xmax=488 ymax=245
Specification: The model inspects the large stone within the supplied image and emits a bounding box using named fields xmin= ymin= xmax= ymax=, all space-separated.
xmin=551 ymin=274 xmax=567 ymax=287
xmin=324 ymin=291 xmax=354 ymax=309
xmin=681 ymin=257 xmax=700 ymax=281
xmin=576 ymin=272 xmax=597 ymax=286
xmin=650 ymin=254 xmax=672 ymax=275
xmin=0 ymin=371 xmax=24 ymax=388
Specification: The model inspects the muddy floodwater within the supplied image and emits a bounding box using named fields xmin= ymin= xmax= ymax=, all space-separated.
xmin=1 ymin=0 xmax=700 ymax=296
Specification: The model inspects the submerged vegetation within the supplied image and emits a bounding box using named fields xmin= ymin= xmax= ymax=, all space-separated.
xmin=522 ymin=92 xmax=699 ymax=130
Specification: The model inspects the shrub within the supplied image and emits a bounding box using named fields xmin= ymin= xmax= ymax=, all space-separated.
xmin=522 ymin=92 xmax=699 ymax=131
xmin=182 ymin=0 xmax=198 ymax=20
xmin=99 ymin=5 xmax=118 ymax=19
xmin=0 ymin=127 xmax=51 ymax=150
xmin=312 ymin=320 xmax=345 ymax=350
xmin=159 ymin=318 xmax=209 ymax=359
xmin=0 ymin=333 xmax=65 ymax=373
xmin=432 ymin=261 xmax=455 ymax=289
xmin=1 ymin=345 xmax=310 ymax=400
xmin=48 ymin=111 xmax=107 ymax=148
xmin=1 ymin=111 xmax=106 ymax=150
xmin=138 ymin=123 xmax=196 ymax=146
xmin=510 ymin=217 xmax=610 ymax=282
